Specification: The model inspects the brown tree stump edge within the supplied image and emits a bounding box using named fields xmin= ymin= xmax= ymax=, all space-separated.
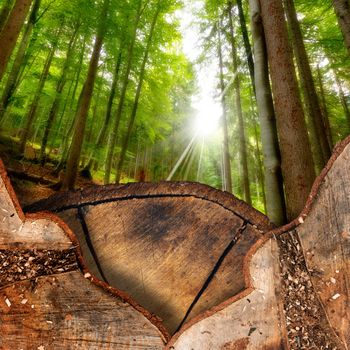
xmin=0 ymin=160 xmax=171 ymax=343
xmin=165 ymin=135 xmax=350 ymax=349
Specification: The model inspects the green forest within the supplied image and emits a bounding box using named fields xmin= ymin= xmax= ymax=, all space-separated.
xmin=0 ymin=0 xmax=349 ymax=226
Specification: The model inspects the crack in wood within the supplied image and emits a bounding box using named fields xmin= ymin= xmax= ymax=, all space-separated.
xmin=76 ymin=206 xmax=109 ymax=284
xmin=175 ymin=221 xmax=249 ymax=333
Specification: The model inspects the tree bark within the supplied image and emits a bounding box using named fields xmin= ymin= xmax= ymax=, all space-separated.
xmin=39 ymin=25 xmax=79 ymax=164
xmin=228 ymin=2 xmax=251 ymax=205
xmin=249 ymin=0 xmax=286 ymax=225
xmin=260 ymin=0 xmax=315 ymax=220
xmin=0 ymin=0 xmax=33 ymax=81
xmin=19 ymin=39 xmax=57 ymax=154
xmin=0 ymin=0 xmax=14 ymax=33
xmin=284 ymin=0 xmax=331 ymax=173
xmin=218 ymin=20 xmax=233 ymax=194
xmin=115 ymin=2 xmax=160 ymax=184
xmin=333 ymin=0 xmax=350 ymax=56
xmin=0 ymin=0 xmax=40 ymax=121
xmin=104 ymin=0 xmax=143 ymax=184
xmin=62 ymin=0 xmax=110 ymax=190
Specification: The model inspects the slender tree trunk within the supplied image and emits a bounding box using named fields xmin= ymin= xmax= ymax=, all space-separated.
xmin=86 ymin=39 xmax=124 ymax=171
xmin=333 ymin=0 xmax=350 ymax=56
xmin=55 ymin=38 xmax=87 ymax=171
xmin=0 ymin=0 xmax=33 ymax=81
xmin=19 ymin=40 xmax=57 ymax=154
xmin=0 ymin=0 xmax=13 ymax=33
xmin=62 ymin=0 xmax=110 ymax=190
xmin=253 ymin=122 xmax=267 ymax=213
xmin=115 ymin=2 xmax=160 ymax=184
xmin=218 ymin=20 xmax=233 ymax=193
xmin=250 ymin=0 xmax=286 ymax=225
xmin=228 ymin=3 xmax=251 ymax=205
xmin=284 ymin=0 xmax=330 ymax=173
xmin=316 ymin=65 xmax=333 ymax=149
xmin=236 ymin=0 xmax=255 ymax=89
xmin=0 ymin=0 xmax=40 ymax=121
xmin=39 ymin=25 xmax=79 ymax=164
xmin=260 ymin=0 xmax=315 ymax=220
xmin=334 ymin=71 xmax=350 ymax=128
xmin=104 ymin=0 xmax=142 ymax=184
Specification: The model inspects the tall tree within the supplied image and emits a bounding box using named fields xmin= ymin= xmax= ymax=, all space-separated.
xmin=333 ymin=0 xmax=350 ymax=56
xmin=104 ymin=0 xmax=143 ymax=184
xmin=86 ymin=37 xmax=125 ymax=171
xmin=62 ymin=0 xmax=110 ymax=189
xmin=218 ymin=19 xmax=233 ymax=193
xmin=0 ymin=0 xmax=41 ymax=121
xmin=0 ymin=0 xmax=33 ymax=81
xmin=249 ymin=0 xmax=286 ymax=225
xmin=260 ymin=0 xmax=315 ymax=220
xmin=228 ymin=1 xmax=251 ymax=205
xmin=115 ymin=0 xmax=161 ymax=184
xmin=39 ymin=24 xmax=80 ymax=164
xmin=236 ymin=0 xmax=254 ymax=89
xmin=316 ymin=65 xmax=333 ymax=149
xmin=19 ymin=36 xmax=59 ymax=154
xmin=284 ymin=0 xmax=331 ymax=173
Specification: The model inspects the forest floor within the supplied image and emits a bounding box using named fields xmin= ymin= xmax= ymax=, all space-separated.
xmin=0 ymin=134 xmax=98 ymax=207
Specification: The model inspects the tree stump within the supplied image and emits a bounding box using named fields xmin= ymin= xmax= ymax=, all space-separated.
xmin=26 ymin=182 xmax=272 ymax=334
xmin=1 ymin=136 xmax=350 ymax=349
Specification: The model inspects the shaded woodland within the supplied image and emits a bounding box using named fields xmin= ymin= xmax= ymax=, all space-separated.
xmin=0 ymin=0 xmax=350 ymax=224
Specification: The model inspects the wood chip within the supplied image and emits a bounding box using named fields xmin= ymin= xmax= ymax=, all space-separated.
xmin=332 ymin=293 xmax=341 ymax=300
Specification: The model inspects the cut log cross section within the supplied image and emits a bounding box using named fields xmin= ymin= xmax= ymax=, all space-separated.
xmin=1 ymin=136 xmax=350 ymax=349
xmin=25 ymin=182 xmax=273 ymax=334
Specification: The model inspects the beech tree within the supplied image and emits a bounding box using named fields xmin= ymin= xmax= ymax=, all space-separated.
xmin=260 ymin=0 xmax=315 ymax=220
xmin=62 ymin=0 xmax=110 ymax=189
xmin=0 ymin=0 xmax=33 ymax=81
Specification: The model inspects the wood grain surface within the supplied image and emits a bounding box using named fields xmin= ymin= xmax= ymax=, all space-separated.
xmin=27 ymin=183 xmax=271 ymax=333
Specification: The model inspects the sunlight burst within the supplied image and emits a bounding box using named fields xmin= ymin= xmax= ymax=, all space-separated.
xmin=194 ymin=99 xmax=222 ymax=137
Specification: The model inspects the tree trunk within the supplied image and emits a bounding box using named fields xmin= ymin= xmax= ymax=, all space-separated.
xmin=0 ymin=0 xmax=33 ymax=81
xmin=284 ymin=0 xmax=331 ymax=173
xmin=0 ymin=0 xmax=13 ymax=33
xmin=260 ymin=0 xmax=315 ymax=220
xmin=316 ymin=65 xmax=333 ymax=149
xmin=62 ymin=0 xmax=110 ymax=190
xmin=0 ymin=0 xmax=40 ymax=121
xmin=249 ymin=0 xmax=286 ymax=225
xmin=104 ymin=0 xmax=142 ymax=184
xmin=334 ymin=71 xmax=350 ymax=129
xmin=86 ymin=40 xmax=124 ymax=171
xmin=54 ymin=37 xmax=87 ymax=171
xmin=236 ymin=0 xmax=255 ymax=90
xmin=218 ymin=20 xmax=233 ymax=194
xmin=19 ymin=39 xmax=57 ymax=154
xmin=333 ymin=0 xmax=350 ymax=56
xmin=115 ymin=2 xmax=160 ymax=184
xmin=39 ymin=25 xmax=79 ymax=164
xmin=253 ymin=124 xmax=267 ymax=214
xmin=228 ymin=2 xmax=251 ymax=205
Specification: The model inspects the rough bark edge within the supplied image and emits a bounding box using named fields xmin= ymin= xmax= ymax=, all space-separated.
xmin=0 ymin=159 xmax=170 ymax=343
xmin=165 ymin=135 xmax=350 ymax=348
xmin=25 ymin=181 xmax=274 ymax=232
